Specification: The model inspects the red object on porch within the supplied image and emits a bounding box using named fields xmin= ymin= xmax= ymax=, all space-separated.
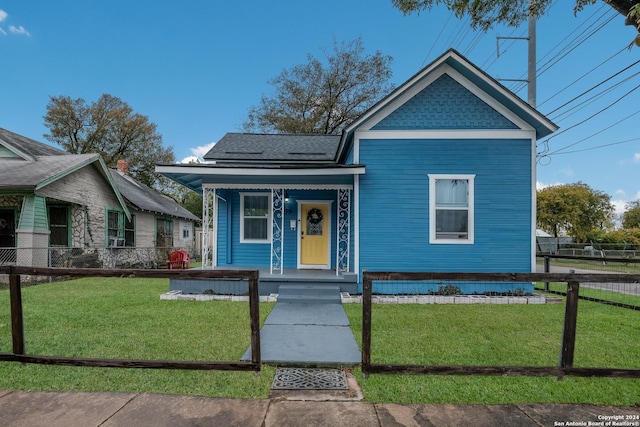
xmin=167 ymin=250 xmax=190 ymax=269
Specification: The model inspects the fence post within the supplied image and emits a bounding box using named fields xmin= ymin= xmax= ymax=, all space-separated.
xmin=248 ymin=271 xmax=261 ymax=371
xmin=559 ymin=281 xmax=580 ymax=374
xmin=544 ymin=256 xmax=550 ymax=291
xmin=9 ymin=271 xmax=25 ymax=356
xmin=362 ymin=271 xmax=372 ymax=378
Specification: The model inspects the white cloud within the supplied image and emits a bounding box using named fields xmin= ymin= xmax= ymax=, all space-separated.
xmin=614 ymin=189 xmax=626 ymax=198
xmin=536 ymin=180 xmax=566 ymax=191
xmin=0 ymin=27 xmax=6 ymax=36
xmin=180 ymin=156 xmax=201 ymax=164
xmin=611 ymin=199 xmax=627 ymax=216
xmin=190 ymin=142 xmax=216 ymax=160
xmin=634 ymin=153 xmax=640 ymax=162
xmin=0 ymin=10 xmax=8 ymax=22
xmin=9 ymin=25 xmax=30 ymax=36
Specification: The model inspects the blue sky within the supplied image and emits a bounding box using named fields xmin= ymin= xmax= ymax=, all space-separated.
xmin=1 ymin=1 xmax=638 ymax=215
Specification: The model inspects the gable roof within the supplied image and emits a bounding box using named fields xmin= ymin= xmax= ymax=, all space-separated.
xmin=109 ymin=170 xmax=200 ymax=222
xmin=0 ymin=128 xmax=66 ymax=160
xmin=204 ymin=133 xmax=341 ymax=164
xmin=0 ymin=129 xmax=131 ymax=218
xmin=338 ymin=49 xmax=558 ymax=160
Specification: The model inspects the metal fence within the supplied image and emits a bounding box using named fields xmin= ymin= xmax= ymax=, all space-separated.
xmin=537 ymin=254 xmax=640 ymax=310
xmin=0 ymin=246 xmax=194 ymax=269
xmin=538 ymin=240 xmax=640 ymax=257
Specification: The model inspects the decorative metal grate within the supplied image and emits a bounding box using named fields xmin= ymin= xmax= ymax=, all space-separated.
xmin=272 ymin=368 xmax=348 ymax=390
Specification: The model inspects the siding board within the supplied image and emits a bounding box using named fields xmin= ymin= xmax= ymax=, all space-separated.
xmin=358 ymin=138 xmax=532 ymax=276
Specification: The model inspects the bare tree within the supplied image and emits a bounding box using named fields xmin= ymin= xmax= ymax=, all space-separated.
xmin=244 ymin=37 xmax=394 ymax=135
xmin=44 ymin=94 xmax=174 ymax=188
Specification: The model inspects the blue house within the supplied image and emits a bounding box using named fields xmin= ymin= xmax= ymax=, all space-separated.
xmin=158 ymin=49 xmax=557 ymax=295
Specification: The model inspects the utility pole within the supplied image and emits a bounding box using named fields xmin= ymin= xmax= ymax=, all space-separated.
xmin=528 ymin=10 xmax=537 ymax=108
xmin=496 ymin=3 xmax=537 ymax=108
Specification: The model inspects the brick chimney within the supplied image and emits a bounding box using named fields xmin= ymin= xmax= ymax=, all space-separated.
xmin=117 ymin=159 xmax=129 ymax=175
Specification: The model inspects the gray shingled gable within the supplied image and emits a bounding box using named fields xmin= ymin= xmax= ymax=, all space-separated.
xmin=109 ymin=170 xmax=200 ymax=221
xmin=203 ymin=133 xmax=341 ymax=163
xmin=0 ymin=154 xmax=99 ymax=189
xmin=0 ymin=128 xmax=66 ymax=159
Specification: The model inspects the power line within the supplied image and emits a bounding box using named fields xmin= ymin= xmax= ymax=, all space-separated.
xmin=537 ymin=11 xmax=617 ymax=77
xmin=543 ymin=82 xmax=640 ymax=151
xmin=421 ymin=13 xmax=453 ymax=67
xmin=509 ymin=7 xmax=616 ymax=94
xmin=537 ymin=4 xmax=608 ymax=69
xmin=548 ymin=108 xmax=640 ymax=155
xmin=549 ymin=67 xmax=640 ymax=121
xmin=538 ymin=46 xmax=629 ymax=108
xmin=549 ymin=135 xmax=640 ymax=156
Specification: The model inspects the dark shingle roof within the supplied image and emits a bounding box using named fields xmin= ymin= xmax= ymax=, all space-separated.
xmin=110 ymin=170 xmax=200 ymax=222
xmin=203 ymin=133 xmax=341 ymax=163
xmin=0 ymin=128 xmax=66 ymax=158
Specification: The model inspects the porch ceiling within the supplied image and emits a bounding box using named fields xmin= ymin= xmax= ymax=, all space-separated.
xmin=156 ymin=164 xmax=365 ymax=193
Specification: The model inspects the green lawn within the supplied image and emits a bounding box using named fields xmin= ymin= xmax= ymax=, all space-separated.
xmin=1 ymin=278 xmax=638 ymax=405
xmin=0 ymin=277 xmax=276 ymax=399
xmin=343 ymin=301 xmax=640 ymax=405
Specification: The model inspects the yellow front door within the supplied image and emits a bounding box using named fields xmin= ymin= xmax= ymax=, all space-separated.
xmin=300 ymin=203 xmax=329 ymax=267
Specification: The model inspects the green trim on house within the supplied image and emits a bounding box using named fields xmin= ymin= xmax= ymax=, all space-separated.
xmin=34 ymin=156 xmax=132 ymax=221
xmin=18 ymin=195 xmax=49 ymax=231
xmin=47 ymin=204 xmax=71 ymax=247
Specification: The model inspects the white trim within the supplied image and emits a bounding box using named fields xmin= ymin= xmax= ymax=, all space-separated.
xmin=213 ymin=190 xmax=219 ymax=267
xmin=202 ymin=183 xmax=353 ymax=190
xmin=530 ymin=136 xmax=537 ymax=272
xmin=354 ymin=174 xmax=360 ymax=280
xmin=239 ymin=192 xmax=272 ymax=244
xmin=343 ymin=50 xmax=556 ymax=137
xmin=296 ymin=200 xmax=333 ymax=269
xmin=358 ymin=66 xmax=534 ymax=133
xmin=156 ymin=165 xmax=365 ymax=177
xmin=428 ymin=174 xmax=475 ymax=245
xmin=354 ymin=129 xmax=537 ymax=141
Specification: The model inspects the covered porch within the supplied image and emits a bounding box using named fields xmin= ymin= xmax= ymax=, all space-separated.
xmin=201 ymin=185 xmax=355 ymax=275
xmin=169 ymin=267 xmax=359 ymax=296
xmin=156 ymin=133 xmax=365 ymax=295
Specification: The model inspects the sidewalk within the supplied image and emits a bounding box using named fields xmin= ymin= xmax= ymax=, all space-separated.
xmin=1 ymin=390 xmax=639 ymax=427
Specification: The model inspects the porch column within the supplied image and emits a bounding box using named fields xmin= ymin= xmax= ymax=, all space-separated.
xmin=270 ymin=188 xmax=284 ymax=274
xmin=16 ymin=195 xmax=50 ymax=267
xmin=202 ymin=187 xmax=216 ymax=268
xmin=336 ymin=188 xmax=351 ymax=275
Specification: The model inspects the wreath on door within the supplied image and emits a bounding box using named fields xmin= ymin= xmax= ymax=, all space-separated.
xmin=307 ymin=208 xmax=323 ymax=225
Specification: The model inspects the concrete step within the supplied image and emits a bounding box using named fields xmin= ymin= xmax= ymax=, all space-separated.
xmin=277 ymin=284 xmax=341 ymax=304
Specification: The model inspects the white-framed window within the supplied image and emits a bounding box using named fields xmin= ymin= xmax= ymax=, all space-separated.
xmin=429 ymin=174 xmax=475 ymax=244
xmin=240 ymin=192 xmax=271 ymax=243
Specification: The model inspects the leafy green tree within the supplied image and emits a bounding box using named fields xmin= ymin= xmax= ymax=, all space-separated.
xmin=44 ymin=94 xmax=174 ymax=188
xmin=391 ymin=0 xmax=640 ymax=46
xmin=622 ymin=200 xmax=640 ymax=228
xmin=244 ymin=37 xmax=394 ymax=135
xmin=537 ymin=182 xmax=614 ymax=242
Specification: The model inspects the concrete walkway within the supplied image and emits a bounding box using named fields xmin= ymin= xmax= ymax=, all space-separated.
xmin=241 ymin=285 xmax=361 ymax=366
xmin=2 ymin=390 xmax=638 ymax=427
